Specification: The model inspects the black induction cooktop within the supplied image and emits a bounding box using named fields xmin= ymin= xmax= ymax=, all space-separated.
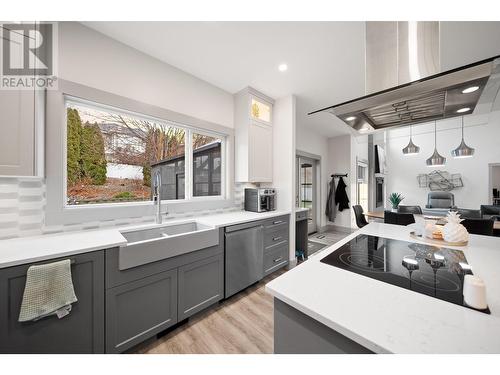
xmin=320 ymin=234 xmax=490 ymax=314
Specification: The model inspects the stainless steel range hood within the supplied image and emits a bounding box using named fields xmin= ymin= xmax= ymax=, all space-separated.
xmin=309 ymin=55 xmax=500 ymax=133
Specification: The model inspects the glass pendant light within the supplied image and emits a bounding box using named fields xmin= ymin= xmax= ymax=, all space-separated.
xmin=426 ymin=121 xmax=446 ymax=167
xmin=402 ymin=125 xmax=420 ymax=155
xmin=451 ymin=116 xmax=475 ymax=158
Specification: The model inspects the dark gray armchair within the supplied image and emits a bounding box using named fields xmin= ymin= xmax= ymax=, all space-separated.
xmin=422 ymin=192 xmax=457 ymax=217
xmin=426 ymin=191 xmax=456 ymax=209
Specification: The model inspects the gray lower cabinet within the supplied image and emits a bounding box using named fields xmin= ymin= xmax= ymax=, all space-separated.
xmin=274 ymin=299 xmax=372 ymax=354
xmin=263 ymin=215 xmax=289 ymax=276
xmin=0 ymin=251 xmax=105 ymax=354
xmin=264 ymin=243 xmax=289 ymax=276
xmin=105 ymin=232 xmax=224 ymax=353
xmin=178 ymin=254 xmax=223 ymax=320
xmin=105 ymin=269 xmax=178 ymax=353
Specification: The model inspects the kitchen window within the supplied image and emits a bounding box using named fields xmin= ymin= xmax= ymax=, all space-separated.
xmin=192 ymin=132 xmax=222 ymax=197
xmin=65 ymin=99 xmax=226 ymax=206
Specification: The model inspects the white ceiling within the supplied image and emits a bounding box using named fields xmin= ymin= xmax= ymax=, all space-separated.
xmin=83 ymin=22 xmax=366 ymax=137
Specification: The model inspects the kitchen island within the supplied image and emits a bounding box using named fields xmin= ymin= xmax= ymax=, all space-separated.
xmin=266 ymin=222 xmax=500 ymax=354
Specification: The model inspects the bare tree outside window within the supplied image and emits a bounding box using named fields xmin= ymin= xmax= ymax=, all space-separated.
xmin=66 ymin=102 xmax=185 ymax=205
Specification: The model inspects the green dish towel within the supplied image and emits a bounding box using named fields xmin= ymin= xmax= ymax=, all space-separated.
xmin=18 ymin=259 xmax=78 ymax=322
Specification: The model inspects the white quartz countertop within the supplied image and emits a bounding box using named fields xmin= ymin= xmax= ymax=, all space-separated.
xmin=295 ymin=207 xmax=309 ymax=213
xmin=266 ymin=222 xmax=500 ymax=354
xmin=0 ymin=229 xmax=127 ymax=269
xmin=0 ymin=210 xmax=291 ymax=269
xmin=196 ymin=210 xmax=291 ymax=228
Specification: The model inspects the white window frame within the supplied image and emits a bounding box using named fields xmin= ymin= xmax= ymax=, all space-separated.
xmin=188 ymin=127 xmax=226 ymax=201
xmin=64 ymin=97 xmax=227 ymax=207
xmin=45 ymin=80 xmax=235 ymax=226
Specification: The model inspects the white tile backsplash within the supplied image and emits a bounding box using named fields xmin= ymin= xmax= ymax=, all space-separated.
xmin=0 ymin=177 xmax=245 ymax=240
xmin=234 ymin=182 xmax=259 ymax=210
xmin=0 ymin=177 xmax=45 ymax=240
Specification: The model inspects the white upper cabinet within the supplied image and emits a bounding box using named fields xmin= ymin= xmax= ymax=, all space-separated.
xmin=0 ymin=90 xmax=35 ymax=176
xmin=0 ymin=88 xmax=44 ymax=178
xmin=234 ymin=87 xmax=274 ymax=183
xmin=248 ymin=122 xmax=273 ymax=182
xmin=0 ymin=24 xmax=44 ymax=177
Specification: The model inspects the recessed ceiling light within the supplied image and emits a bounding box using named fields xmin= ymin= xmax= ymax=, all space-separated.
xmin=456 ymin=107 xmax=471 ymax=113
xmin=345 ymin=116 xmax=356 ymax=121
xmin=462 ymin=86 xmax=479 ymax=94
xmin=278 ymin=63 xmax=288 ymax=72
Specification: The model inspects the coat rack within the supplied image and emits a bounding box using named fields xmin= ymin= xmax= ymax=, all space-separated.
xmin=331 ymin=173 xmax=348 ymax=178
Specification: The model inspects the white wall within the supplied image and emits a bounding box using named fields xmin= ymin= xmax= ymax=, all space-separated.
xmin=324 ymin=133 xmax=369 ymax=229
xmin=269 ymin=95 xmax=296 ymax=260
xmin=440 ymin=21 xmax=500 ymax=71
xmin=58 ymin=22 xmax=234 ymax=129
xmin=327 ymin=135 xmax=352 ymax=228
xmin=386 ymin=110 xmax=500 ymax=210
xmin=296 ymin=123 xmax=329 ymax=229
xmin=0 ymin=22 xmax=240 ymax=239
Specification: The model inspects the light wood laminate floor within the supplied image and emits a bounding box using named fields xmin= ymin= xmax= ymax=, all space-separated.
xmin=134 ymin=227 xmax=352 ymax=354
xmin=134 ymin=270 xmax=285 ymax=354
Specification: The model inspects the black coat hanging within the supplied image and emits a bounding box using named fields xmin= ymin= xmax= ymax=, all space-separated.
xmin=334 ymin=176 xmax=350 ymax=211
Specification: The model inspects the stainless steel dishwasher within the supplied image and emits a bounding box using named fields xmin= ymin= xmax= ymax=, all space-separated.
xmin=224 ymin=221 xmax=264 ymax=298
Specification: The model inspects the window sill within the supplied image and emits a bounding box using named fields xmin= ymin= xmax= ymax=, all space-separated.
xmin=46 ymin=197 xmax=236 ymax=226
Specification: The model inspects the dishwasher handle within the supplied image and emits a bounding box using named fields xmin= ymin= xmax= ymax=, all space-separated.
xmin=225 ymin=221 xmax=264 ymax=233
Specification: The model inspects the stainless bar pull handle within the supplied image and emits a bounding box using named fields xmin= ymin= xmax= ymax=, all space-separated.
xmin=273 ymin=220 xmax=283 ymax=225
xmin=273 ymin=236 xmax=282 ymax=241
xmin=273 ymin=257 xmax=283 ymax=263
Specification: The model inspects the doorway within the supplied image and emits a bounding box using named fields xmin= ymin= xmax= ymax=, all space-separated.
xmin=489 ymin=163 xmax=500 ymax=205
xmin=356 ymin=158 xmax=369 ymax=212
xmin=296 ymin=155 xmax=318 ymax=234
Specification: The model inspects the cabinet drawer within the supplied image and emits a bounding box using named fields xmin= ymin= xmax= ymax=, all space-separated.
xmin=105 ymin=269 xmax=177 ymax=353
xmin=264 ymin=244 xmax=288 ymax=276
xmin=178 ymin=254 xmax=223 ymax=321
xmin=264 ymin=227 xmax=289 ymax=248
xmin=296 ymin=210 xmax=308 ymax=221
xmin=264 ymin=215 xmax=289 ymax=232
xmin=0 ymin=251 xmax=105 ymax=354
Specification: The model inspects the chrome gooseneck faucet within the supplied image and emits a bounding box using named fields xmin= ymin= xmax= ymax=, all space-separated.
xmin=153 ymin=170 xmax=162 ymax=224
